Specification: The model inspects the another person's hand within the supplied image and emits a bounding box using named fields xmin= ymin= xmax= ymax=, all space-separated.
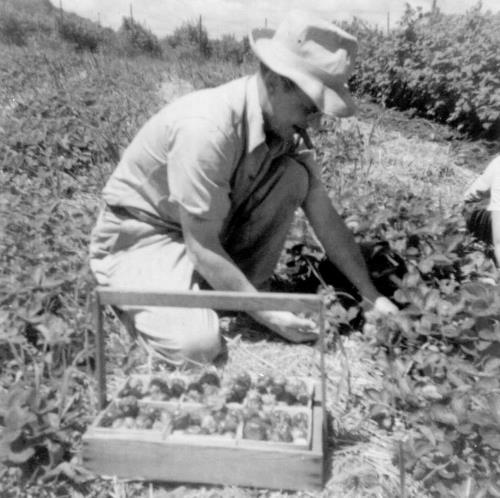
xmin=253 ymin=310 xmax=319 ymax=343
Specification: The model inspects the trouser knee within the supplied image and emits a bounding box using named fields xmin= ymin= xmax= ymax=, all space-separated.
xmin=120 ymin=306 xmax=222 ymax=366
xmin=175 ymin=323 xmax=222 ymax=365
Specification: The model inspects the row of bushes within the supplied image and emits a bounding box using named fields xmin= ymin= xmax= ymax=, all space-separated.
xmin=343 ymin=4 xmax=500 ymax=138
xmin=0 ymin=5 xmax=161 ymax=57
xmin=0 ymin=0 xmax=54 ymax=46
xmin=0 ymin=1 xmax=251 ymax=63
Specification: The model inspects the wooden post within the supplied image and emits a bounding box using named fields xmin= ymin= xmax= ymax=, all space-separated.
xmin=386 ymin=11 xmax=390 ymax=34
xmin=93 ymin=291 xmax=106 ymax=410
xmin=59 ymin=0 xmax=63 ymax=21
xmin=319 ymin=299 xmax=327 ymax=434
xmin=130 ymin=3 xmax=134 ymax=21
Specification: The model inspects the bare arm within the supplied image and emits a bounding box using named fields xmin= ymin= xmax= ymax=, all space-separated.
xmin=302 ymin=176 xmax=383 ymax=305
xmin=179 ymin=207 xmax=318 ymax=342
xmin=180 ymin=209 xmax=254 ymax=293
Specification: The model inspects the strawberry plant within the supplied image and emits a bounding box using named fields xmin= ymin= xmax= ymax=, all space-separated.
xmin=0 ymin=39 xmax=166 ymax=494
xmin=326 ymin=193 xmax=499 ymax=496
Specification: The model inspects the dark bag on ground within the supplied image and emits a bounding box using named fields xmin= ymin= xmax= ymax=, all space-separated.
xmin=317 ymin=241 xmax=408 ymax=308
xmin=463 ymin=205 xmax=493 ymax=246
xmin=275 ymin=240 xmax=407 ymax=332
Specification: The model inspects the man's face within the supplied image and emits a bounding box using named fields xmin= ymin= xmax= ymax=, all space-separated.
xmin=266 ymin=77 xmax=322 ymax=142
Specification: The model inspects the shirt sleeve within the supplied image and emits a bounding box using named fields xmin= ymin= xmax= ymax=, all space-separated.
xmin=464 ymin=155 xmax=500 ymax=204
xmin=167 ymin=117 xmax=237 ymax=221
xmin=489 ymin=167 xmax=500 ymax=211
xmin=463 ymin=174 xmax=490 ymax=203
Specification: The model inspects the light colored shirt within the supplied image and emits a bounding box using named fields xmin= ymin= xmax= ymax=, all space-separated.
xmin=464 ymin=155 xmax=500 ymax=211
xmin=101 ymin=75 xmax=303 ymax=232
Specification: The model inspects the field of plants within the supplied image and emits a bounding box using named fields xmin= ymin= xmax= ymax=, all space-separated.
xmin=1 ymin=1 xmax=500 ymax=497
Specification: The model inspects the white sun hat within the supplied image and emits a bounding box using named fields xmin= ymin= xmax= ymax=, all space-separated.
xmin=250 ymin=10 xmax=358 ymax=117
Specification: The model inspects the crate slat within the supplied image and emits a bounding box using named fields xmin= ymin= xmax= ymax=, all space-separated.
xmin=96 ymin=288 xmax=322 ymax=314
xmin=82 ymin=394 xmax=324 ymax=491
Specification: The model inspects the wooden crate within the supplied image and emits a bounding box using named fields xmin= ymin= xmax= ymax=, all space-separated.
xmin=82 ymin=288 xmax=326 ymax=491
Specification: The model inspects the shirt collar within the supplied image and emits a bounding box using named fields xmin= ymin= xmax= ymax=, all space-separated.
xmin=245 ymin=74 xmax=267 ymax=154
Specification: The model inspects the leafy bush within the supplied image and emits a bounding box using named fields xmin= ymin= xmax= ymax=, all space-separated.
xmin=119 ymin=17 xmax=162 ymax=57
xmin=343 ymin=4 xmax=500 ymax=138
xmin=211 ymin=34 xmax=250 ymax=64
xmin=4 ymin=0 xmax=54 ymax=16
xmin=0 ymin=10 xmax=29 ymax=45
xmin=56 ymin=16 xmax=102 ymax=52
xmin=0 ymin=0 xmax=56 ymax=45
xmin=165 ymin=19 xmax=211 ymax=58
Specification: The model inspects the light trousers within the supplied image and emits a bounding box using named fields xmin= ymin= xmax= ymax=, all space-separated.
xmin=89 ymin=156 xmax=309 ymax=365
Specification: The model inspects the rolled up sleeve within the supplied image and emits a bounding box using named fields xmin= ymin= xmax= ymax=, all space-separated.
xmin=167 ymin=118 xmax=237 ymax=221
xmin=489 ymin=171 xmax=500 ymax=211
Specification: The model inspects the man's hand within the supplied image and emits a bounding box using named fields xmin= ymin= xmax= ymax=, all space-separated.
xmin=253 ymin=310 xmax=319 ymax=343
xmin=364 ymin=296 xmax=398 ymax=323
xmin=363 ymin=297 xmax=398 ymax=334
xmin=373 ymin=296 xmax=399 ymax=314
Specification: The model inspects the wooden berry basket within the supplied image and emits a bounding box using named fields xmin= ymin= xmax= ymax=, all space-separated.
xmin=82 ymin=288 xmax=326 ymax=491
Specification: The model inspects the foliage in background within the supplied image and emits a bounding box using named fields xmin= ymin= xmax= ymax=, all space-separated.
xmin=211 ymin=34 xmax=251 ymax=65
xmin=342 ymin=3 xmax=500 ymax=138
xmin=56 ymin=15 xmax=103 ymax=52
xmin=165 ymin=18 xmax=211 ymax=59
xmin=0 ymin=10 xmax=30 ymax=46
xmin=0 ymin=0 xmax=54 ymax=46
xmin=119 ymin=17 xmax=163 ymax=58
xmin=4 ymin=0 xmax=498 ymax=138
xmin=0 ymin=0 xmax=251 ymax=63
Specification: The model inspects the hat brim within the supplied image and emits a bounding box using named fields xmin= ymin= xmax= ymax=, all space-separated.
xmin=250 ymin=29 xmax=357 ymax=118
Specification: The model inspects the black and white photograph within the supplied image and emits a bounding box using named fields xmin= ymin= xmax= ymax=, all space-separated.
xmin=1 ymin=0 xmax=500 ymax=496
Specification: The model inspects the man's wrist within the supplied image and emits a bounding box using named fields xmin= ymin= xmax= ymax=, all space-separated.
xmin=359 ymin=286 xmax=381 ymax=306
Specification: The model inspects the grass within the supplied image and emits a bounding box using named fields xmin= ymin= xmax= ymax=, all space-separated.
xmin=1 ymin=33 xmax=497 ymax=498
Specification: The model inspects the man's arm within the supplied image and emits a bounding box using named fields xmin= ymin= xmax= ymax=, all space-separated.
xmin=179 ymin=207 xmax=319 ymax=342
xmin=302 ymin=174 xmax=397 ymax=312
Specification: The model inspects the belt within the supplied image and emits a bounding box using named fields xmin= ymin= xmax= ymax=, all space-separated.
xmin=105 ymin=204 xmax=182 ymax=233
